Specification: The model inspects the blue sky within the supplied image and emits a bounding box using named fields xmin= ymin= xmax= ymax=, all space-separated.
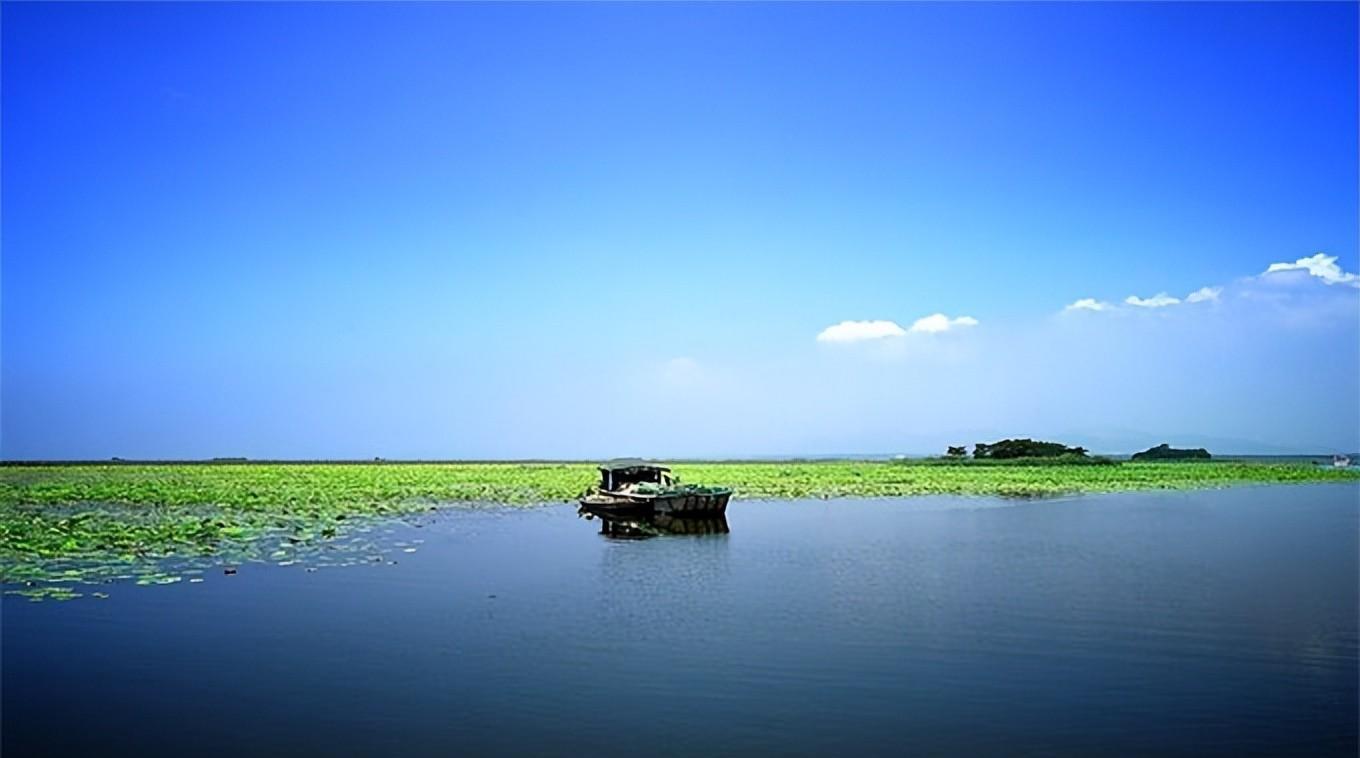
xmin=3 ymin=1 xmax=1357 ymax=459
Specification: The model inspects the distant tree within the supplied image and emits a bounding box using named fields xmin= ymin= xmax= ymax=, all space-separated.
xmin=945 ymin=445 xmax=968 ymax=458
xmin=973 ymin=438 xmax=1088 ymax=459
xmin=1131 ymin=443 xmax=1211 ymax=461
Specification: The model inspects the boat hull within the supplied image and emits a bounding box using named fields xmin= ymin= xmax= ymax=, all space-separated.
xmin=578 ymin=489 xmax=731 ymax=517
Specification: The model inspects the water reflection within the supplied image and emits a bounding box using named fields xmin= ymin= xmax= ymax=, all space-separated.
xmin=579 ymin=507 xmax=730 ymax=539
xmin=5 ymin=487 xmax=1357 ymax=757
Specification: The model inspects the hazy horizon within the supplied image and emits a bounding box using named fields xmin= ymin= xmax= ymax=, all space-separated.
xmin=4 ymin=2 xmax=1357 ymax=460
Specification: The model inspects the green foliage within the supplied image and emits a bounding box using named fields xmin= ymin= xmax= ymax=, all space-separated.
xmin=945 ymin=446 xmax=968 ymax=458
xmin=916 ymin=454 xmax=1115 ymax=467
xmin=974 ymin=439 xmax=1087 ymax=459
xmin=1 ymin=460 xmax=1352 ymax=596
xmin=1131 ymin=443 xmax=1212 ymax=461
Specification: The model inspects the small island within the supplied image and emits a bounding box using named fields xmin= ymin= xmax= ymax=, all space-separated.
xmin=939 ymin=438 xmax=1110 ymax=464
xmin=972 ymin=438 xmax=1089 ymax=460
xmin=1131 ymin=443 xmax=1212 ymax=461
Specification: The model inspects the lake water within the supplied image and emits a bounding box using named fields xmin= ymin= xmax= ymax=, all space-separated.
xmin=4 ymin=484 xmax=1357 ymax=756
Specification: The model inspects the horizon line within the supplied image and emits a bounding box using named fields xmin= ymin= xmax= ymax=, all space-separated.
xmin=3 ymin=453 xmax=1351 ymax=466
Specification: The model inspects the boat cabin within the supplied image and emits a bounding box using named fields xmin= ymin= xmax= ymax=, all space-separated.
xmin=598 ymin=459 xmax=673 ymax=491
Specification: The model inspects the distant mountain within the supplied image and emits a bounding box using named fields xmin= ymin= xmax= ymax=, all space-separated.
xmin=608 ymin=427 xmax=1351 ymax=461
xmin=1046 ymin=429 xmax=1339 ymax=457
xmin=860 ymin=428 xmax=1345 ymax=458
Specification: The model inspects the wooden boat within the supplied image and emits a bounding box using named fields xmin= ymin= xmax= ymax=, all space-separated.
xmin=578 ymin=459 xmax=732 ymax=518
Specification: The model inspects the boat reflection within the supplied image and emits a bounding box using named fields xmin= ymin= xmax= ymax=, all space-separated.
xmin=578 ymin=507 xmax=730 ymax=540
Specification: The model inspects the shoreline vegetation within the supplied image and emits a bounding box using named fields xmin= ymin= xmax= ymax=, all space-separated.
xmin=2 ymin=459 xmax=1355 ymax=592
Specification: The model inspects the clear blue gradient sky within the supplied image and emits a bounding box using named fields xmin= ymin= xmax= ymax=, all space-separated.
xmin=3 ymin=2 xmax=1357 ymax=459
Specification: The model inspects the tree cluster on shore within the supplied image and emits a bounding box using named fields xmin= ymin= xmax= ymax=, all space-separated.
xmin=939 ymin=438 xmax=1105 ymax=465
xmin=973 ymin=439 xmax=1088 ymax=459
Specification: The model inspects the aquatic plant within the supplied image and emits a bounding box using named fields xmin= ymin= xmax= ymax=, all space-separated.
xmin=1 ymin=460 xmax=1352 ymax=596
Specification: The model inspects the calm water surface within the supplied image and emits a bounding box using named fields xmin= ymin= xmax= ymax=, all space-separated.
xmin=4 ymin=485 xmax=1357 ymax=756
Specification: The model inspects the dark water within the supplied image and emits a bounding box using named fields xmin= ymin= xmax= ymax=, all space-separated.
xmin=4 ymin=485 xmax=1357 ymax=757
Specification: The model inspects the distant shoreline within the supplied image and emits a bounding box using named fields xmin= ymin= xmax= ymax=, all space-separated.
xmin=2 ymin=454 xmax=1353 ymax=467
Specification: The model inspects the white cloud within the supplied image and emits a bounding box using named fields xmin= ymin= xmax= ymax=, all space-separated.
xmin=816 ymin=319 xmax=907 ymax=343
xmin=1185 ymin=286 xmax=1222 ymax=303
xmin=1125 ymin=293 xmax=1181 ymax=308
xmin=909 ymin=313 xmax=979 ymax=333
xmin=817 ymin=314 xmax=980 ymax=342
xmin=1064 ymin=298 xmax=1111 ymax=312
xmin=1051 ymin=253 xmax=1356 ymax=330
xmin=1264 ymin=253 xmax=1360 ymax=287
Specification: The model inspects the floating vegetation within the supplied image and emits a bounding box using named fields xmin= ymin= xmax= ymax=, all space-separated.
xmin=5 ymin=586 xmax=83 ymax=602
xmin=1 ymin=461 xmax=1352 ymax=599
xmin=0 ymin=496 xmax=441 ymax=599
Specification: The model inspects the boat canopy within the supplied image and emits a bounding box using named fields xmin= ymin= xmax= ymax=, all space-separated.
xmin=598 ymin=459 xmax=672 ymax=489
xmin=598 ymin=458 xmax=670 ymax=473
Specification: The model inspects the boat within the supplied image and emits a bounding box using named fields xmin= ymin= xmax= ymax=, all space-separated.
xmin=1333 ymin=454 xmax=1352 ymax=468
xmin=578 ymin=459 xmax=731 ymax=518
